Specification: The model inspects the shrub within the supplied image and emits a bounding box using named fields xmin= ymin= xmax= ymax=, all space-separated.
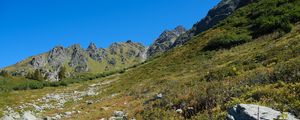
xmin=119 ymin=69 xmax=126 ymax=74
xmin=0 ymin=70 xmax=10 ymax=77
xmin=13 ymin=81 xmax=45 ymax=90
xmin=58 ymin=66 xmax=67 ymax=79
xmin=271 ymin=59 xmax=300 ymax=83
xmin=26 ymin=69 xmax=45 ymax=81
xmin=252 ymin=16 xmax=292 ymax=37
xmin=204 ymin=67 xmax=238 ymax=81
xmin=249 ymin=0 xmax=300 ymax=37
xmin=203 ymin=32 xmax=251 ymax=51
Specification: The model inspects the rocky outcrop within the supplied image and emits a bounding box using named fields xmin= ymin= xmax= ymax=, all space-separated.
xmin=109 ymin=41 xmax=146 ymax=59
xmin=30 ymin=55 xmax=46 ymax=69
xmin=147 ymin=26 xmax=186 ymax=57
xmin=87 ymin=43 xmax=108 ymax=63
xmin=227 ymin=104 xmax=298 ymax=120
xmin=191 ymin=0 xmax=255 ymax=35
xmin=48 ymin=46 xmax=67 ymax=67
xmin=68 ymin=44 xmax=89 ymax=72
xmin=173 ymin=0 xmax=255 ymax=52
xmin=27 ymin=45 xmax=89 ymax=81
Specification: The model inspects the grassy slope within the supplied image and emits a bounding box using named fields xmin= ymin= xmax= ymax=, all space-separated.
xmin=1 ymin=0 xmax=300 ymax=119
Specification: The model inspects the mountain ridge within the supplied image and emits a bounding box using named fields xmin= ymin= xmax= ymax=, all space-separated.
xmin=4 ymin=41 xmax=147 ymax=81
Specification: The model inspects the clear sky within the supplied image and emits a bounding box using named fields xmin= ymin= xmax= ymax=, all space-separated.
xmin=0 ymin=0 xmax=220 ymax=68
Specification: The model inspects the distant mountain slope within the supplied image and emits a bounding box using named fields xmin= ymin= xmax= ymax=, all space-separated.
xmin=4 ymin=40 xmax=146 ymax=81
xmin=147 ymin=0 xmax=254 ymax=57
xmin=146 ymin=26 xmax=186 ymax=57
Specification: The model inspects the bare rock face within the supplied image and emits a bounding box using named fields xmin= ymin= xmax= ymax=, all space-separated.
xmin=109 ymin=43 xmax=122 ymax=55
xmin=45 ymin=70 xmax=59 ymax=82
xmin=87 ymin=43 xmax=108 ymax=62
xmin=48 ymin=46 xmax=67 ymax=67
xmin=147 ymin=26 xmax=186 ymax=57
xmin=30 ymin=55 xmax=46 ymax=69
xmin=108 ymin=41 xmax=146 ymax=59
xmin=68 ymin=44 xmax=89 ymax=72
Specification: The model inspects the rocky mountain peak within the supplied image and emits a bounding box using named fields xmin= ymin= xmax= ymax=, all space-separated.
xmin=167 ymin=0 xmax=255 ymax=52
xmin=191 ymin=0 xmax=254 ymax=35
xmin=126 ymin=40 xmax=133 ymax=44
xmin=69 ymin=44 xmax=83 ymax=51
xmin=87 ymin=42 xmax=97 ymax=51
xmin=173 ymin=26 xmax=187 ymax=36
xmin=146 ymin=26 xmax=187 ymax=57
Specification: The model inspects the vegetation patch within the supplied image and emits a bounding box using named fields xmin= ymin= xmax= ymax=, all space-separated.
xmin=203 ymin=31 xmax=251 ymax=51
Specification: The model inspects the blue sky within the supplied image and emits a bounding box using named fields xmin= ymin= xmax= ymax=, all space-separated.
xmin=0 ymin=0 xmax=220 ymax=68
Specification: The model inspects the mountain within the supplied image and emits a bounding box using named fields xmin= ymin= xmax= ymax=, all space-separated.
xmin=4 ymin=40 xmax=147 ymax=81
xmin=147 ymin=0 xmax=255 ymax=57
xmin=1 ymin=0 xmax=300 ymax=119
xmin=146 ymin=26 xmax=186 ymax=57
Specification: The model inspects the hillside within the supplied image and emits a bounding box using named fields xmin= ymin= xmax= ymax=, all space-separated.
xmin=0 ymin=0 xmax=300 ymax=119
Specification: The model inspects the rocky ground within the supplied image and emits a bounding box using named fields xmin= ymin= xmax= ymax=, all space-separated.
xmin=1 ymin=79 xmax=120 ymax=120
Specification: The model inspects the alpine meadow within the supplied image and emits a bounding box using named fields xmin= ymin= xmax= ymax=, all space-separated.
xmin=0 ymin=0 xmax=300 ymax=120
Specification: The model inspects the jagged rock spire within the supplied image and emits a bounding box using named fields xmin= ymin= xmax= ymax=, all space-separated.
xmin=87 ymin=42 xmax=97 ymax=51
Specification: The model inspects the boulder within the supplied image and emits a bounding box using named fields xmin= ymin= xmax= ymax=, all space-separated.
xmin=21 ymin=111 xmax=37 ymax=120
xmin=108 ymin=111 xmax=128 ymax=120
xmin=0 ymin=115 xmax=14 ymax=120
xmin=114 ymin=111 xmax=125 ymax=117
xmin=227 ymin=104 xmax=298 ymax=120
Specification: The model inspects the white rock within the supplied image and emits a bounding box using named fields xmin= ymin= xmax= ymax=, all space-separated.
xmin=0 ymin=115 xmax=14 ymax=120
xmin=176 ymin=109 xmax=183 ymax=114
xmin=156 ymin=93 xmax=163 ymax=98
xmin=64 ymin=111 xmax=72 ymax=116
xmin=228 ymin=104 xmax=299 ymax=120
xmin=114 ymin=111 xmax=125 ymax=117
xmin=21 ymin=111 xmax=37 ymax=120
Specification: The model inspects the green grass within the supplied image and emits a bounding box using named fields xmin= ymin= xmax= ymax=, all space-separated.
xmin=0 ymin=0 xmax=300 ymax=119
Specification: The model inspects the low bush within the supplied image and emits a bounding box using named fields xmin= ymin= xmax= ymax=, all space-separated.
xmin=0 ymin=70 xmax=11 ymax=77
xmin=203 ymin=32 xmax=251 ymax=51
xmin=204 ymin=67 xmax=238 ymax=81
xmin=270 ymin=59 xmax=300 ymax=83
